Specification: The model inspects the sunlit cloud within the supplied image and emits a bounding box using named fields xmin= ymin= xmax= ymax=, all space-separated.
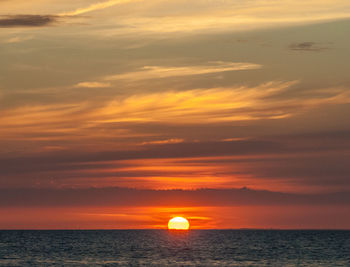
xmin=113 ymin=13 xmax=350 ymax=35
xmin=1 ymin=0 xmax=350 ymax=230
xmin=1 ymin=0 xmax=350 ymax=33
xmin=83 ymin=0 xmax=350 ymax=36
xmin=141 ymin=138 xmax=184 ymax=145
xmin=2 ymin=36 xmax=33 ymax=43
xmin=104 ymin=62 xmax=262 ymax=81
xmin=96 ymin=81 xmax=297 ymax=124
xmin=2 ymin=82 xmax=350 ymax=145
xmin=58 ymin=0 xmax=142 ymax=16
xmin=74 ymin=82 xmax=111 ymax=88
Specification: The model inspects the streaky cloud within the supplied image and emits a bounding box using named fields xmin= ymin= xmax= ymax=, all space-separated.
xmin=59 ymin=0 xmax=142 ymax=16
xmin=289 ymin=42 xmax=331 ymax=51
xmin=0 ymin=15 xmax=58 ymax=27
xmin=74 ymin=82 xmax=111 ymax=88
xmin=104 ymin=62 xmax=262 ymax=81
xmin=1 ymin=187 xmax=349 ymax=207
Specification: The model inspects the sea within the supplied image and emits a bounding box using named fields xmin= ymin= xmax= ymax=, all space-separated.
xmin=0 ymin=230 xmax=349 ymax=266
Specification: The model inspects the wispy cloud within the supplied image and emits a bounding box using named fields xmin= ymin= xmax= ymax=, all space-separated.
xmin=2 ymin=81 xmax=350 ymax=144
xmin=97 ymin=6 xmax=350 ymax=35
xmin=1 ymin=0 xmax=350 ymax=32
xmin=105 ymin=62 xmax=262 ymax=81
xmin=141 ymin=138 xmax=184 ymax=145
xmin=95 ymin=81 xmax=297 ymax=124
xmin=59 ymin=0 xmax=141 ymax=16
xmin=74 ymin=82 xmax=111 ymax=88
xmin=2 ymin=36 xmax=33 ymax=43
xmin=1 ymin=187 xmax=349 ymax=207
xmin=1 ymin=131 xmax=350 ymax=191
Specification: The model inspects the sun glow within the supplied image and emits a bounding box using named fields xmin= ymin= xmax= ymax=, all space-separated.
xmin=168 ymin=217 xmax=190 ymax=230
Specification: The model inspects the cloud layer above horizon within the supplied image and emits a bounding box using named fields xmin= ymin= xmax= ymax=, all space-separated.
xmin=1 ymin=0 xmax=350 ymax=228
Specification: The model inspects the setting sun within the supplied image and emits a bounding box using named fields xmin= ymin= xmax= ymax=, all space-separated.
xmin=168 ymin=217 xmax=190 ymax=230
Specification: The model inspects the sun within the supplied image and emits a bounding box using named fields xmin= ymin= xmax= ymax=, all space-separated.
xmin=168 ymin=217 xmax=190 ymax=230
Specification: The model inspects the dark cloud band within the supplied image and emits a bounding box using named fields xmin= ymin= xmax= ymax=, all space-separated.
xmin=0 ymin=15 xmax=58 ymax=27
xmin=0 ymin=187 xmax=349 ymax=207
xmin=289 ymin=42 xmax=331 ymax=51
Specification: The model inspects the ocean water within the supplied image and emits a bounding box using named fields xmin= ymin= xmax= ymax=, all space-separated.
xmin=0 ymin=230 xmax=349 ymax=266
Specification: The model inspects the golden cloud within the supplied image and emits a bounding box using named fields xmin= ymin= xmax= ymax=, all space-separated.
xmin=74 ymin=82 xmax=111 ymax=88
xmin=59 ymin=0 xmax=142 ymax=16
xmin=104 ymin=62 xmax=262 ymax=81
xmin=95 ymin=81 xmax=297 ymax=124
xmin=1 ymin=82 xmax=350 ymax=145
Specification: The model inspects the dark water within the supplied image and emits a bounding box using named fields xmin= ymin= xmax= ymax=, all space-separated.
xmin=0 ymin=230 xmax=349 ymax=266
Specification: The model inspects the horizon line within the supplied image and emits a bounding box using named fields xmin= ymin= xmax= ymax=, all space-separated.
xmin=1 ymin=228 xmax=349 ymax=231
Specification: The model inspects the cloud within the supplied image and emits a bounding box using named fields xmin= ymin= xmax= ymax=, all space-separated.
xmin=97 ymin=5 xmax=350 ymax=35
xmin=59 ymin=0 xmax=141 ymax=16
xmin=0 ymin=82 xmax=293 ymax=140
xmin=104 ymin=62 xmax=262 ymax=81
xmin=1 ymin=82 xmax=350 ymax=146
xmin=1 ymin=132 xmax=350 ymax=191
xmin=289 ymin=42 xmax=331 ymax=51
xmin=0 ymin=187 xmax=349 ymax=207
xmin=141 ymin=138 xmax=184 ymax=145
xmin=0 ymin=0 xmax=135 ymax=29
xmin=74 ymin=82 xmax=111 ymax=88
xmin=2 ymin=36 xmax=33 ymax=43
xmin=0 ymin=15 xmax=58 ymax=27
xmin=1 ymin=0 xmax=350 ymax=33
xmin=95 ymin=81 xmax=297 ymax=124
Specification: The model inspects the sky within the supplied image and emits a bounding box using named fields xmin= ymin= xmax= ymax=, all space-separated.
xmin=0 ymin=0 xmax=350 ymax=229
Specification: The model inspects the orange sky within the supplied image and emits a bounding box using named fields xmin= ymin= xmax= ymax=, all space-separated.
xmin=1 ymin=205 xmax=349 ymax=230
xmin=0 ymin=0 xmax=350 ymax=229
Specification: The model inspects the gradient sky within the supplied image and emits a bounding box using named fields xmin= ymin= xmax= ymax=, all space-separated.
xmin=1 ymin=0 xmax=350 ymax=229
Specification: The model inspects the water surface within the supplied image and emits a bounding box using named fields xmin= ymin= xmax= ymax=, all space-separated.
xmin=0 ymin=230 xmax=349 ymax=266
